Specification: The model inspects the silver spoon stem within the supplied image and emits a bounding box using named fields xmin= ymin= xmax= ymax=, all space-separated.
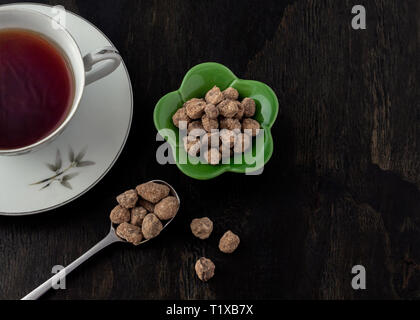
xmin=21 ymin=229 xmax=121 ymax=300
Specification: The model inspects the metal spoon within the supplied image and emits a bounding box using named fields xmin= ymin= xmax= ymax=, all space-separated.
xmin=21 ymin=180 xmax=180 ymax=300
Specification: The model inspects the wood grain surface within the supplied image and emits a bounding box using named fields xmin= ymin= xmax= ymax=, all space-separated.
xmin=0 ymin=0 xmax=418 ymax=300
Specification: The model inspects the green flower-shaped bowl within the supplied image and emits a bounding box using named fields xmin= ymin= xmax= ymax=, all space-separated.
xmin=153 ymin=62 xmax=279 ymax=180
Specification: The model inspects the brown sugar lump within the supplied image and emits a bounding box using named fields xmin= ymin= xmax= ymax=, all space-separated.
xmin=110 ymin=205 xmax=130 ymax=224
xmin=219 ymin=230 xmax=240 ymax=253
xmin=172 ymin=107 xmax=191 ymax=128
xmin=242 ymin=98 xmax=256 ymax=117
xmin=131 ymin=206 xmax=147 ymax=227
xmin=195 ymin=257 xmax=215 ymax=282
xmin=185 ymin=98 xmax=206 ymax=119
xmin=223 ymin=87 xmax=239 ymax=100
xmin=203 ymin=148 xmax=221 ymax=166
xmin=233 ymin=133 xmax=252 ymax=154
xmin=204 ymin=104 xmax=219 ymax=119
xmin=234 ymin=101 xmax=244 ymax=120
xmin=218 ymin=99 xmax=238 ymax=118
xmin=202 ymin=131 xmax=220 ymax=148
xmin=116 ymin=189 xmax=138 ymax=209
xmin=202 ymin=114 xmax=219 ymax=132
xmin=136 ymin=182 xmax=170 ymax=204
xmin=184 ymin=98 xmax=202 ymax=107
xmin=116 ymin=222 xmax=143 ymax=246
xmin=205 ymin=86 xmax=224 ymax=105
xmin=183 ymin=136 xmax=201 ymax=157
xmin=190 ymin=217 xmax=213 ymax=240
xmin=242 ymin=118 xmax=261 ymax=137
xmin=138 ymin=198 xmax=155 ymax=213
xmin=220 ymin=143 xmax=233 ymax=159
xmin=220 ymin=117 xmax=241 ymax=131
xmin=142 ymin=213 xmax=164 ymax=240
xmin=187 ymin=121 xmax=205 ymax=136
xmin=219 ymin=129 xmax=236 ymax=148
xmin=154 ymin=196 xmax=179 ymax=220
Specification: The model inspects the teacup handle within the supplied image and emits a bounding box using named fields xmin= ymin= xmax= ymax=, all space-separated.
xmin=83 ymin=46 xmax=122 ymax=86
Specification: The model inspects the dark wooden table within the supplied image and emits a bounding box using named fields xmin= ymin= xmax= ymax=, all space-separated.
xmin=0 ymin=0 xmax=418 ymax=300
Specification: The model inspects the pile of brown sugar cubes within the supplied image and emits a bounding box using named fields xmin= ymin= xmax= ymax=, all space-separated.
xmin=110 ymin=181 xmax=179 ymax=245
xmin=172 ymin=86 xmax=261 ymax=165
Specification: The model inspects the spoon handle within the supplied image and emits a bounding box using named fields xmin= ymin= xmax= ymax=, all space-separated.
xmin=21 ymin=230 xmax=121 ymax=300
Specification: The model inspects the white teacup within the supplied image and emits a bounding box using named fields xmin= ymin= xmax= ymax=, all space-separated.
xmin=0 ymin=8 xmax=122 ymax=156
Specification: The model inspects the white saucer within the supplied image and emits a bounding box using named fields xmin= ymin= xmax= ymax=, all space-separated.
xmin=0 ymin=3 xmax=133 ymax=216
